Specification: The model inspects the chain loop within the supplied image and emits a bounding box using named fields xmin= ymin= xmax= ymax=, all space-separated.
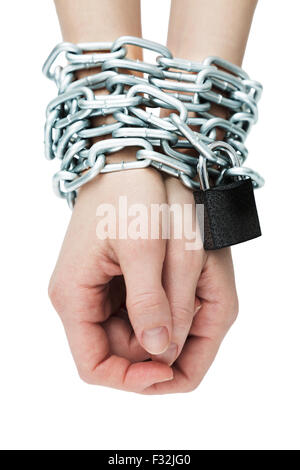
xmin=42 ymin=37 xmax=264 ymax=206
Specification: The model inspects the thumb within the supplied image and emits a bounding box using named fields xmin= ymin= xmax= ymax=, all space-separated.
xmin=117 ymin=240 xmax=172 ymax=356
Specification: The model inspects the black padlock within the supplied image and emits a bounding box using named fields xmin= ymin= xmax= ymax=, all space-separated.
xmin=193 ymin=151 xmax=261 ymax=250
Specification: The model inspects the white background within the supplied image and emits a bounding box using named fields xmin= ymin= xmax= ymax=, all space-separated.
xmin=0 ymin=0 xmax=299 ymax=450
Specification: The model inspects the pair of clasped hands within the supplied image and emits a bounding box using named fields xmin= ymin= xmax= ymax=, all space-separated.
xmin=49 ymin=145 xmax=238 ymax=394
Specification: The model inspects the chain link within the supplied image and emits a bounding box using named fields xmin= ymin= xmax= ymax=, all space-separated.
xmin=42 ymin=36 xmax=264 ymax=208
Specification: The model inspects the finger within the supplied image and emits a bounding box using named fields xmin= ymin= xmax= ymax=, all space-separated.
xmin=142 ymin=335 xmax=220 ymax=394
xmin=156 ymin=247 xmax=204 ymax=365
xmin=49 ymin=279 xmax=173 ymax=392
xmin=65 ymin=317 xmax=173 ymax=391
xmin=143 ymin=248 xmax=238 ymax=394
xmin=193 ymin=248 xmax=238 ymax=341
xmin=156 ymin=177 xmax=205 ymax=365
xmin=103 ymin=311 xmax=150 ymax=362
xmin=116 ymin=238 xmax=173 ymax=356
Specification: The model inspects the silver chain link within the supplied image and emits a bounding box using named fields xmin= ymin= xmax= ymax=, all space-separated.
xmin=42 ymin=36 xmax=264 ymax=208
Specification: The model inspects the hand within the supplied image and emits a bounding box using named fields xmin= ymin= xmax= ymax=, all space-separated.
xmin=142 ymin=177 xmax=239 ymax=394
xmin=49 ymin=161 xmax=238 ymax=394
xmin=49 ymin=154 xmax=175 ymax=393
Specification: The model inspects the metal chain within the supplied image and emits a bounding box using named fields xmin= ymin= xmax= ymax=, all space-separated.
xmin=42 ymin=36 xmax=264 ymax=208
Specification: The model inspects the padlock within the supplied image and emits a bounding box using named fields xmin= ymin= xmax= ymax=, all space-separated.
xmin=193 ymin=142 xmax=261 ymax=250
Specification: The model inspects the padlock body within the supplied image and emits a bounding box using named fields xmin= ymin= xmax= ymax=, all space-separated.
xmin=193 ymin=179 xmax=261 ymax=250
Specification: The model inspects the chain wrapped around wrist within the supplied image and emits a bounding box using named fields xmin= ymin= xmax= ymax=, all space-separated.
xmin=42 ymin=36 xmax=264 ymax=249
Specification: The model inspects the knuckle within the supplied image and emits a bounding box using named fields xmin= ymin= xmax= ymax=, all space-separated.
xmin=77 ymin=366 xmax=97 ymax=386
xmin=168 ymin=249 xmax=202 ymax=272
xmin=48 ymin=273 xmax=74 ymax=317
xmin=227 ymin=294 xmax=239 ymax=327
xmin=78 ymin=370 xmax=93 ymax=385
xmin=48 ymin=278 xmax=65 ymax=312
xmin=221 ymin=293 xmax=239 ymax=329
xmin=231 ymin=303 xmax=239 ymax=325
xmin=181 ymin=380 xmax=200 ymax=393
xmin=170 ymin=302 xmax=193 ymax=328
xmin=127 ymin=289 xmax=165 ymax=314
xmin=121 ymin=239 xmax=165 ymax=262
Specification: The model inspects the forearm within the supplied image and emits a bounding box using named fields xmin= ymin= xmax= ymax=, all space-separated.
xmin=167 ymin=0 xmax=258 ymax=65
xmin=53 ymin=0 xmax=143 ymax=159
xmin=54 ymin=0 xmax=142 ymax=60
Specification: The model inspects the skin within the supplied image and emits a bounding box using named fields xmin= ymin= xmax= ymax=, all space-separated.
xmin=49 ymin=0 xmax=257 ymax=393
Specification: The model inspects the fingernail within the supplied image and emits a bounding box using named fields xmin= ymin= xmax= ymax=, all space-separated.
xmin=194 ymin=304 xmax=202 ymax=315
xmin=142 ymin=326 xmax=169 ymax=354
xmin=156 ymin=343 xmax=178 ymax=365
xmin=157 ymin=375 xmax=174 ymax=383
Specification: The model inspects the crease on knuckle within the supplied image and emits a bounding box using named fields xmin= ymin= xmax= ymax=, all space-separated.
xmin=170 ymin=301 xmax=193 ymax=329
xmin=127 ymin=289 xmax=165 ymax=315
xmin=168 ymin=249 xmax=202 ymax=271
